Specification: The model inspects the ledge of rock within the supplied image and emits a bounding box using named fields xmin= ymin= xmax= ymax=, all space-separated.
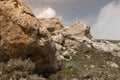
xmin=0 ymin=0 xmax=58 ymax=75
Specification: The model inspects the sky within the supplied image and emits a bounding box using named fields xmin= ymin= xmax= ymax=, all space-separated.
xmin=21 ymin=0 xmax=120 ymax=40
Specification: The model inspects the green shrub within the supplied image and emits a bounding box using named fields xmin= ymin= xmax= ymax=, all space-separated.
xmin=0 ymin=59 xmax=46 ymax=80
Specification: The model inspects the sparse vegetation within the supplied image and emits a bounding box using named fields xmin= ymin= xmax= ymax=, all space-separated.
xmin=0 ymin=43 xmax=120 ymax=80
xmin=0 ymin=59 xmax=46 ymax=80
xmin=49 ymin=43 xmax=120 ymax=80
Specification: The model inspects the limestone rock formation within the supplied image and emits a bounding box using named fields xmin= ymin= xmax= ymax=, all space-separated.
xmin=51 ymin=20 xmax=120 ymax=61
xmin=0 ymin=0 xmax=58 ymax=74
xmin=52 ymin=21 xmax=92 ymax=61
xmin=49 ymin=20 xmax=120 ymax=80
xmin=38 ymin=18 xmax=63 ymax=34
xmin=65 ymin=21 xmax=92 ymax=39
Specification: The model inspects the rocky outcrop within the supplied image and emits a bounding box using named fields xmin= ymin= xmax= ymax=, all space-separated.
xmin=51 ymin=21 xmax=120 ymax=61
xmin=0 ymin=0 xmax=58 ymax=74
xmin=38 ymin=18 xmax=63 ymax=34
xmin=51 ymin=21 xmax=92 ymax=61
xmin=48 ymin=20 xmax=120 ymax=80
xmin=62 ymin=21 xmax=92 ymax=40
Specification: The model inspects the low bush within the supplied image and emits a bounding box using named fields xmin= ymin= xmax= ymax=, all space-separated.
xmin=0 ymin=59 xmax=46 ymax=80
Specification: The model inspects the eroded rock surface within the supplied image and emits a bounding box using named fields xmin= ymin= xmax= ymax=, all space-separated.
xmin=0 ymin=0 xmax=58 ymax=74
xmin=51 ymin=21 xmax=92 ymax=61
xmin=38 ymin=18 xmax=63 ymax=34
xmin=51 ymin=20 xmax=120 ymax=61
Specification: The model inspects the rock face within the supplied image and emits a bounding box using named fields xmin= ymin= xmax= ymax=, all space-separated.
xmin=51 ymin=21 xmax=92 ymax=61
xmin=0 ymin=0 xmax=58 ymax=74
xmin=51 ymin=20 xmax=120 ymax=61
xmin=62 ymin=21 xmax=92 ymax=40
xmin=38 ymin=18 xmax=63 ymax=34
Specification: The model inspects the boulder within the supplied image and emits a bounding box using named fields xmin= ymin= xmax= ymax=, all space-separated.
xmin=38 ymin=18 xmax=63 ymax=34
xmin=64 ymin=39 xmax=80 ymax=49
xmin=54 ymin=43 xmax=62 ymax=51
xmin=52 ymin=21 xmax=92 ymax=43
xmin=62 ymin=21 xmax=92 ymax=40
xmin=0 ymin=0 xmax=58 ymax=74
xmin=52 ymin=34 xmax=64 ymax=44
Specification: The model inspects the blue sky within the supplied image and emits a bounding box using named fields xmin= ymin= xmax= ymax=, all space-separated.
xmin=22 ymin=0 xmax=120 ymax=40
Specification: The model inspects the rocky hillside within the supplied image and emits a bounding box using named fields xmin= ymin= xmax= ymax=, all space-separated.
xmin=0 ymin=0 xmax=120 ymax=80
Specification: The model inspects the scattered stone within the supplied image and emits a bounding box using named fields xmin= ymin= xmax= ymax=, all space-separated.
xmin=56 ymin=55 xmax=65 ymax=61
xmin=55 ymin=43 xmax=62 ymax=51
xmin=64 ymin=39 xmax=80 ymax=49
xmin=111 ymin=51 xmax=120 ymax=57
xmin=118 ymin=43 xmax=120 ymax=46
xmin=107 ymin=61 xmax=119 ymax=68
xmin=85 ymin=55 xmax=91 ymax=59
xmin=92 ymin=41 xmax=120 ymax=53
xmin=52 ymin=34 xmax=64 ymax=44
xmin=62 ymin=51 xmax=69 ymax=56
xmin=62 ymin=47 xmax=66 ymax=50
xmin=65 ymin=62 xmax=78 ymax=70
xmin=71 ymin=78 xmax=79 ymax=80
xmin=91 ymin=65 xmax=95 ymax=68
xmin=87 ymin=44 xmax=92 ymax=48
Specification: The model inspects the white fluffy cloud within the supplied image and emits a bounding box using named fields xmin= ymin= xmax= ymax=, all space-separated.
xmin=35 ymin=7 xmax=56 ymax=18
xmin=92 ymin=1 xmax=120 ymax=40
